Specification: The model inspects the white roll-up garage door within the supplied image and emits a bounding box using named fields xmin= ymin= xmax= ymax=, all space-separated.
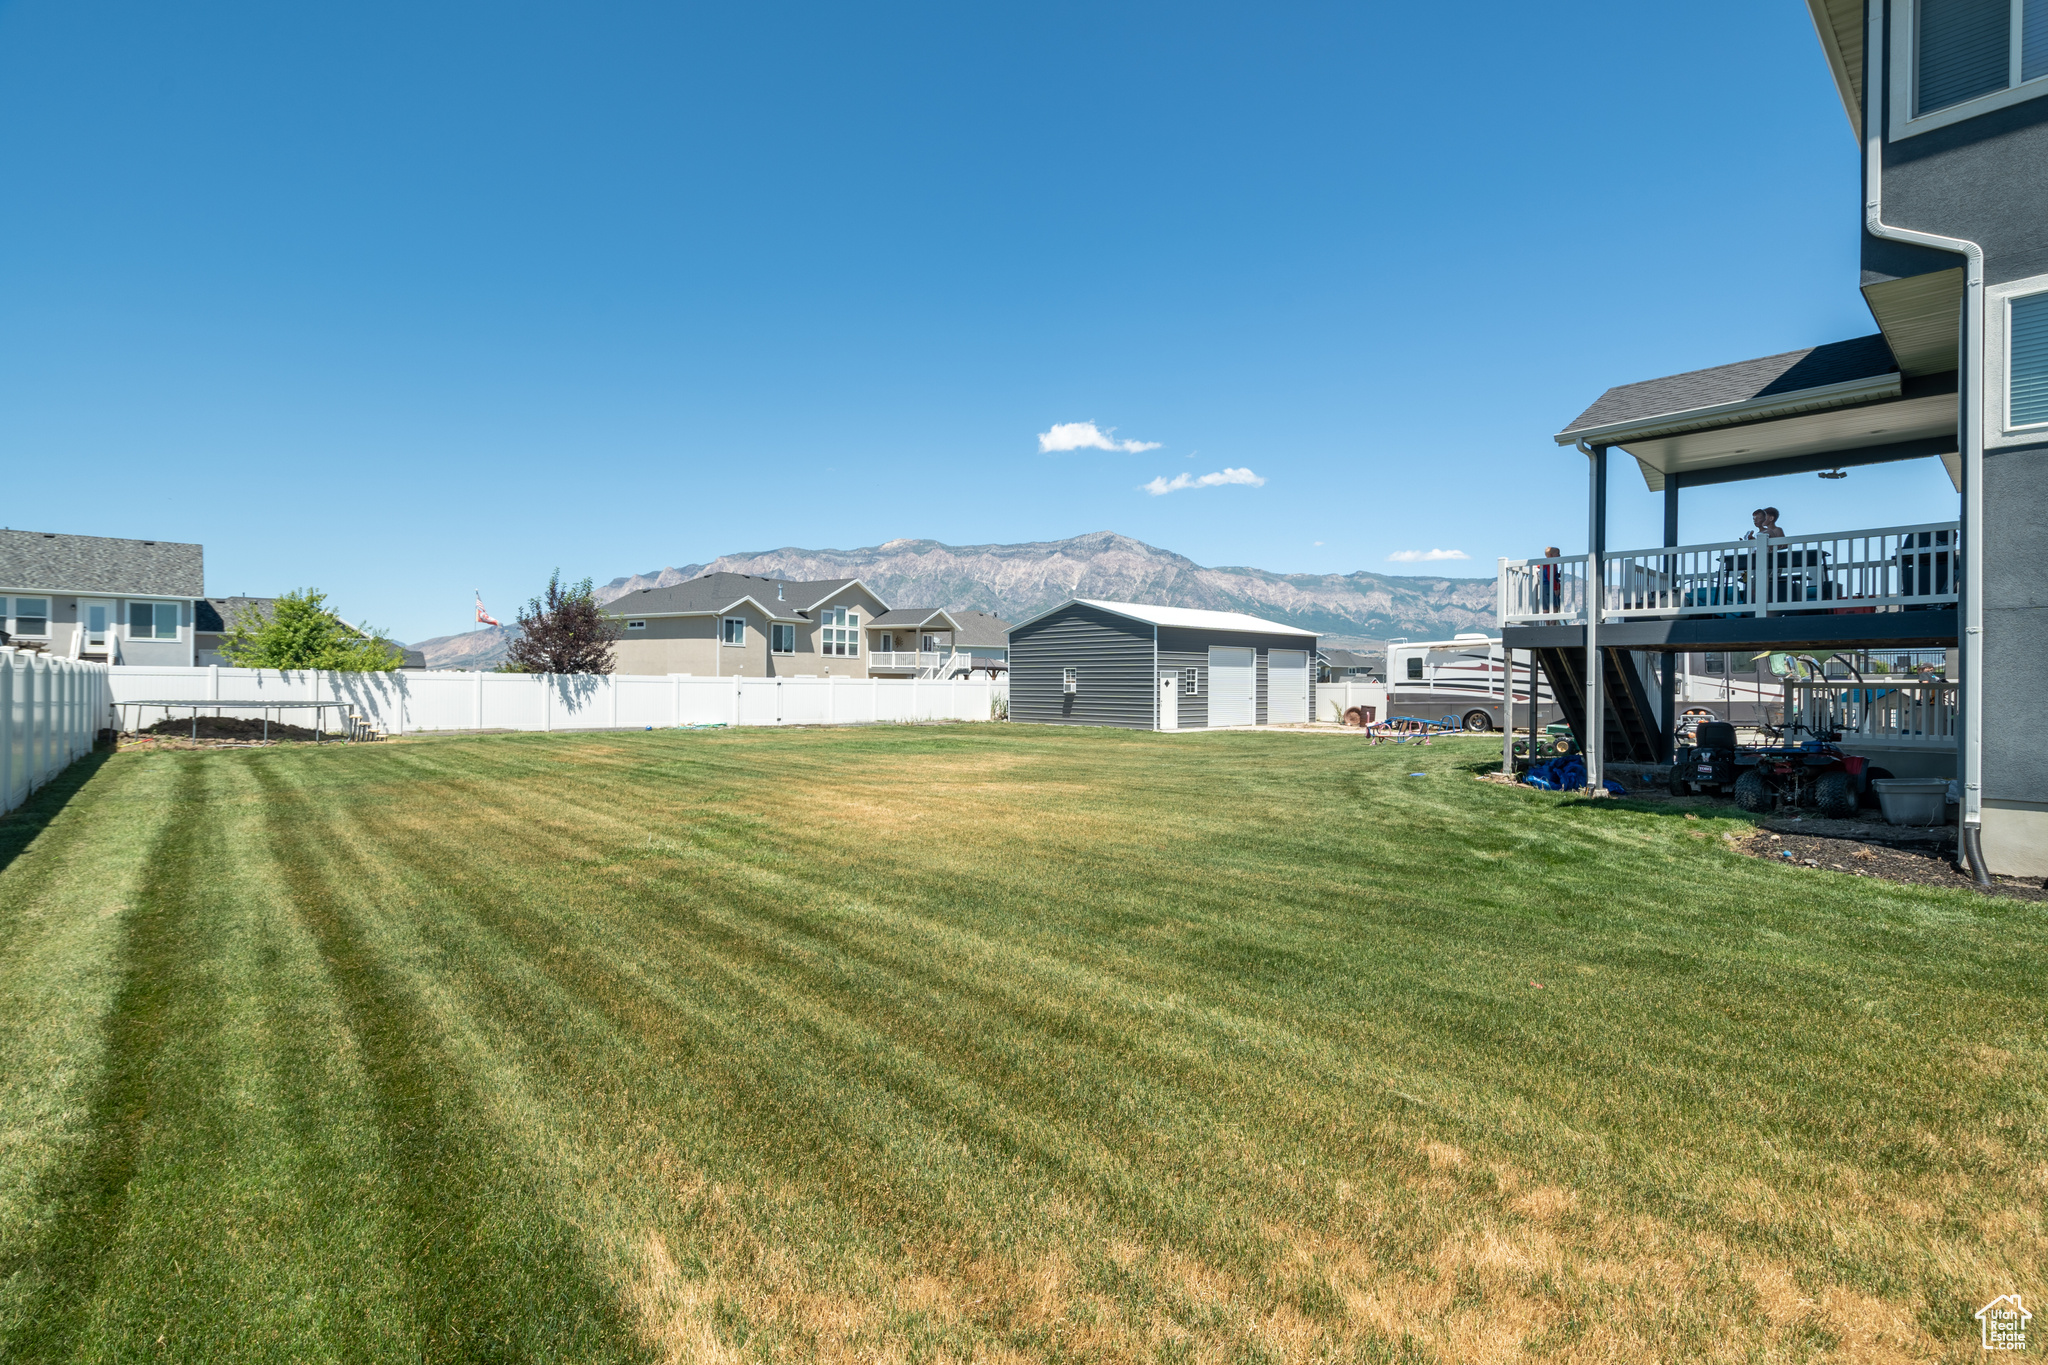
xmin=1267 ymin=650 xmax=1308 ymax=723
xmin=1208 ymin=646 xmax=1255 ymax=727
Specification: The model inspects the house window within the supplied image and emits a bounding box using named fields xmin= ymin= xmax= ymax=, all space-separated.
xmin=1405 ymin=656 xmax=1423 ymax=681
xmin=626 ymin=620 xmax=647 ymax=631
xmin=128 ymin=601 xmax=178 ymax=640
xmin=1911 ymin=0 xmax=2048 ymax=119
xmin=721 ymin=616 xmax=745 ymax=646
xmin=770 ymin=623 xmax=795 ymax=654
xmin=1062 ymin=667 xmax=1078 ymax=694
xmin=1182 ymin=667 xmax=1198 ymax=696
xmin=820 ymin=607 xmax=860 ymax=656
xmin=10 ymin=598 xmax=49 ymax=637
xmin=2010 ymin=292 xmax=2048 ymax=426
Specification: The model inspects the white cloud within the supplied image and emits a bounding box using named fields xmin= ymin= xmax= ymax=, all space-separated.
xmin=1038 ymin=420 xmax=1161 ymax=454
xmin=1385 ymin=548 xmax=1471 ymax=563
xmin=1143 ymin=467 xmax=1265 ymax=496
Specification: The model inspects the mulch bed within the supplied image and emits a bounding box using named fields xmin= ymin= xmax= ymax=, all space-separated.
xmin=1483 ymin=765 xmax=2047 ymax=901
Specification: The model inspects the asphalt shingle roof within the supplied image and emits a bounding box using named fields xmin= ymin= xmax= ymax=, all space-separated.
xmin=1559 ymin=334 xmax=1899 ymax=437
xmin=608 ymin=573 xmax=859 ymax=618
xmin=948 ymin=610 xmax=1012 ymax=649
xmin=869 ymin=608 xmax=951 ymax=628
xmin=0 ymin=529 xmax=204 ymax=597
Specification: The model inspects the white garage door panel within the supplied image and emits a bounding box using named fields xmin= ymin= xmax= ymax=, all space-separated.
xmin=1267 ymin=650 xmax=1308 ymax=724
xmin=1208 ymin=646 xmax=1255 ymax=727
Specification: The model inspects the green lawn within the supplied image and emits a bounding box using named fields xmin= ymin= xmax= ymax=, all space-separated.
xmin=0 ymin=725 xmax=2040 ymax=1363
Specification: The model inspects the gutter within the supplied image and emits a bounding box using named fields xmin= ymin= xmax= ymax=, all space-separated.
xmin=1553 ymin=370 xmax=1902 ymax=448
xmin=1863 ymin=0 xmax=1991 ymax=885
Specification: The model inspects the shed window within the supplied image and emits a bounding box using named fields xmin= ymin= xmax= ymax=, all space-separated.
xmin=625 ymin=619 xmax=647 ymax=631
xmin=2010 ymin=291 xmax=2048 ymax=426
xmin=1062 ymin=667 xmax=1078 ymax=694
xmin=1182 ymin=668 xmax=1198 ymax=696
xmin=770 ymin=623 xmax=795 ymax=654
xmin=129 ymin=601 xmax=178 ymax=640
xmin=722 ymin=616 xmax=746 ymax=646
xmin=10 ymin=598 xmax=49 ymax=637
xmin=1914 ymin=0 xmax=2048 ymax=115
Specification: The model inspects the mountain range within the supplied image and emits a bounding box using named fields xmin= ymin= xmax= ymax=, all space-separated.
xmin=411 ymin=532 xmax=1495 ymax=667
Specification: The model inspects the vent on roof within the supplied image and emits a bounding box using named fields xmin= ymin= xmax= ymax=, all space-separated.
xmin=43 ymin=533 xmax=55 ymax=538
xmin=142 ymin=541 xmax=155 ymax=546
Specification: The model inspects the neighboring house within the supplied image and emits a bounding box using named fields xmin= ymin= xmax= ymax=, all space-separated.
xmin=195 ymin=596 xmax=424 ymax=669
xmin=1318 ymin=647 xmax=1381 ymax=683
xmin=1008 ymin=599 xmax=1317 ymax=731
xmin=0 ymin=529 xmax=204 ymax=665
xmin=606 ymin=573 xmax=981 ymax=678
xmin=948 ymin=610 xmax=1012 ymax=676
xmin=1500 ymin=0 xmax=2048 ymax=879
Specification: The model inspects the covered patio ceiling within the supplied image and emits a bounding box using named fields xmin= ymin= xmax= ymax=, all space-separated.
xmin=1555 ymin=334 xmax=1960 ymax=492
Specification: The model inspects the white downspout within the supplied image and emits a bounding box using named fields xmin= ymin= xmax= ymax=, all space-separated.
xmin=1863 ymin=0 xmax=1989 ymax=883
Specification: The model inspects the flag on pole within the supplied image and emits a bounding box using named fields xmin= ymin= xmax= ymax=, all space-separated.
xmin=475 ymin=593 xmax=501 ymax=628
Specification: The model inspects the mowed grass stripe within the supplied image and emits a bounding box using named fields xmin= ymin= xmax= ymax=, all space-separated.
xmin=1 ymin=725 xmax=2040 ymax=1361
xmin=247 ymin=754 xmax=647 ymax=1364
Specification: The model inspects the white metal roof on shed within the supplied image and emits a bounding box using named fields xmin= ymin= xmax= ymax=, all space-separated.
xmin=1035 ymin=598 xmax=1315 ymax=637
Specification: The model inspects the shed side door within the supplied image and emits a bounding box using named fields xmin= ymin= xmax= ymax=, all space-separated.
xmin=1208 ymin=646 xmax=1255 ymax=726
xmin=1267 ymin=649 xmax=1308 ymax=723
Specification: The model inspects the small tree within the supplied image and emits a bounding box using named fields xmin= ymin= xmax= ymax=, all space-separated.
xmin=504 ymin=570 xmax=620 ymax=675
xmin=218 ymin=589 xmax=405 ymax=671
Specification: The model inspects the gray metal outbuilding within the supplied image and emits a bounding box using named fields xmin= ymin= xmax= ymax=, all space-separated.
xmin=1007 ymin=599 xmax=1318 ymax=731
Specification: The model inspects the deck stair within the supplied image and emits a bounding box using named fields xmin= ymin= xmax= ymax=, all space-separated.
xmin=1534 ymin=646 xmax=1663 ymax=764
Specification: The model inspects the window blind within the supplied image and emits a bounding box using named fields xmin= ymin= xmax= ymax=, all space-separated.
xmin=1918 ymin=0 xmax=2012 ymax=114
xmin=2010 ymin=293 xmax=2048 ymax=427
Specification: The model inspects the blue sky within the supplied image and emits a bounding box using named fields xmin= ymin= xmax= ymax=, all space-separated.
xmin=0 ymin=0 xmax=1960 ymax=643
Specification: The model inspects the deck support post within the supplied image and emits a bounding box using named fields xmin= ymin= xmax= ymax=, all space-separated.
xmin=1584 ymin=444 xmax=1607 ymax=793
xmin=1659 ymin=481 xmax=1680 ymax=763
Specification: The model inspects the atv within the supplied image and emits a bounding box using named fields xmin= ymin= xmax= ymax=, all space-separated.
xmin=1728 ymin=738 xmax=1870 ymax=818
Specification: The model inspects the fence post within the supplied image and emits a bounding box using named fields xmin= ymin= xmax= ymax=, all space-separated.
xmin=731 ymin=674 xmax=741 ymax=727
xmin=544 ymin=674 xmax=553 ymax=732
xmin=474 ymin=670 xmax=484 ymax=730
xmin=0 ymin=657 xmax=12 ymax=812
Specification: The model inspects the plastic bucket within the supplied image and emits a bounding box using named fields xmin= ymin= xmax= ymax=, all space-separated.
xmin=1872 ymin=777 xmax=1948 ymax=827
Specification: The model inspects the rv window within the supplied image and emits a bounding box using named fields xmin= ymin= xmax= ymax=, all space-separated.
xmin=1405 ymin=657 xmax=1423 ymax=681
xmin=1704 ymin=653 xmax=1725 ymax=675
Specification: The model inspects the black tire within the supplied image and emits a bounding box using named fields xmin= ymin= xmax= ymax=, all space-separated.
xmin=1667 ymin=750 xmax=1691 ymax=797
xmin=1815 ymin=770 xmax=1857 ymax=820
xmin=1734 ymin=769 xmax=1771 ymax=813
xmin=1859 ymin=766 xmax=1894 ymax=809
xmin=1462 ymin=710 xmax=1492 ymax=733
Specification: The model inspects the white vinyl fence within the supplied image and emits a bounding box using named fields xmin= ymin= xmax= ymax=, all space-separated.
xmin=2 ymin=650 xmax=108 ymax=814
xmin=105 ymin=667 xmax=1007 ymax=736
xmin=1316 ymin=680 xmax=1389 ymax=723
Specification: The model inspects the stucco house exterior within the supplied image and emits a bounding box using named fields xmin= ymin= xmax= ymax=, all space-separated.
xmin=606 ymin=573 xmax=1003 ymax=679
xmin=0 ymin=530 xmax=204 ymax=665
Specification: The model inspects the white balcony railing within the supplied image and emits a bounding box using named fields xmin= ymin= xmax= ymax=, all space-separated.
xmin=1783 ymin=679 xmax=1956 ymax=747
xmin=868 ymin=651 xmax=943 ymax=672
xmin=1499 ymin=522 xmax=1959 ymax=626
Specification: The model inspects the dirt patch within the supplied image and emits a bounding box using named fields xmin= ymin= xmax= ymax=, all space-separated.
xmin=121 ymin=715 xmax=332 ymax=749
